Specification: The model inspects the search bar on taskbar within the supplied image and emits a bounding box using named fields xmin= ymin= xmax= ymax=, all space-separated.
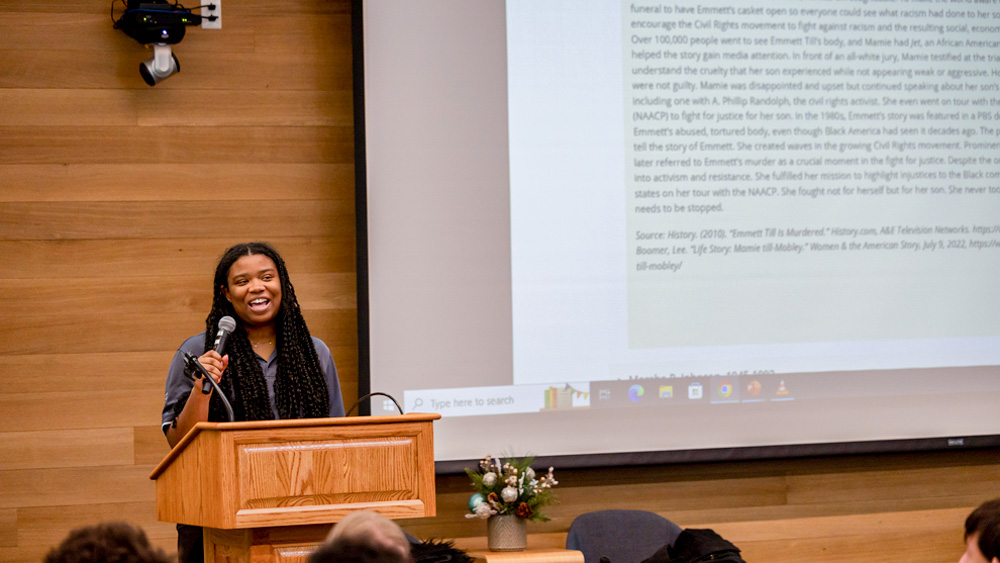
xmin=405 ymin=383 xmax=591 ymax=417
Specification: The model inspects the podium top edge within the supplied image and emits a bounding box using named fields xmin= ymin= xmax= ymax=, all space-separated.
xmin=201 ymin=412 xmax=441 ymax=431
xmin=149 ymin=413 xmax=440 ymax=480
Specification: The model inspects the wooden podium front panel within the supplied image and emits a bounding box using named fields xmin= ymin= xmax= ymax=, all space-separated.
xmin=228 ymin=422 xmax=433 ymax=527
xmin=153 ymin=430 xmax=232 ymax=527
xmin=204 ymin=525 xmax=331 ymax=563
xmin=151 ymin=414 xmax=439 ymax=532
xmin=236 ymin=436 xmax=417 ymax=507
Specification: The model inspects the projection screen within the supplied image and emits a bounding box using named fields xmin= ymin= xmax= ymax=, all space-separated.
xmin=356 ymin=0 xmax=1000 ymax=470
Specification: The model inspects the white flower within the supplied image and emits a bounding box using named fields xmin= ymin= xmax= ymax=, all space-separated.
xmin=476 ymin=502 xmax=494 ymax=518
xmin=466 ymin=502 xmax=495 ymax=519
xmin=482 ymin=472 xmax=497 ymax=487
xmin=501 ymin=486 xmax=518 ymax=503
xmin=524 ymin=467 xmax=535 ymax=481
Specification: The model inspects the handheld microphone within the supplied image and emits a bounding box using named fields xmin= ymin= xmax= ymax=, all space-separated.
xmin=203 ymin=315 xmax=237 ymax=394
xmin=214 ymin=315 xmax=236 ymax=354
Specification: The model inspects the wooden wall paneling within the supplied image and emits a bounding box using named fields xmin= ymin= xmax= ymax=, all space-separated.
xmin=786 ymin=463 xmax=1000 ymax=505
xmin=0 ymin=465 xmax=156 ymax=509
xmin=0 ymin=90 xmax=352 ymax=128
xmin=0 ymin=390 xmax=164 ymax=432
xmin=555 ymin=474 xmax=790 ymax=515
xmin=0 ymin=49 xmax=131 ymax=90
xmin=0 ymin=429 xmax=133 ymax=471
xmin=297 ymin=310 xmax=357 ymax=345
xmin=0 ymin=13 xmax=132 ymax=52
xmin=651 ymin=495 xmax=978 ymax=528
xmin=0 ymin=89 xmax=138 ymax=127
xmin=3 ymin=547 xmax=73 ymax=563
xmin=0 ymin=238 xmax=356 ymax=279
xmin=0 ymin=164 xmax=354 ymax=202
xmin=253 ymin=15 xmax=353 ymax=55
xmin=135 ymin=91 xmax=354 ymax=127
xmin=134 ymin=425 xmax=173 ymax=466
xmin=0 ymin=509 xmax=15 ymax=547
xmin=0 ymin=352 xmax=171 ymax=394
xmin=293 ymin=273 xmax=357 ymax=310
xmin=0 ymin=312 xmax=204 ymax=356
xmin=704 ymin=508 xmax=970 ymax=563
xmin=234 ymin=1 xmax=351 ymax=17
xmin=0 ymin=200 xmax=353 ymax=240
xmin=728 ymin=531 xmax=953 ymax=563
xmin=0 ymin=2 xmax=105 ymax=14
xmin=700 ymin=507 xmax=970 ymax=545
xmin=0 ymin=309 xmax=355 ymax=356
xmin=0 ymin=126 xmax=353 ymax=165
xmin=0 ymin=277 xmax=212 ymax=318
xmin=0 ymin=546 xmax=42 ymax=563
xmin=0 ymin=50 xmax=353 ymax=90
xmin=327 ymin=345 xmax=358 ymax=371
xmin=327 ymin=344 xmax=359 ymax=409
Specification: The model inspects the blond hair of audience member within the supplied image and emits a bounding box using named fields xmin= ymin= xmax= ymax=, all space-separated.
xmin=44 ymin=522 xmax=171 ymax=563
xmin=322 ymin=511 xmax=413 ymax=561
xmin=962 ymin=499 xmax=1000 ymax=563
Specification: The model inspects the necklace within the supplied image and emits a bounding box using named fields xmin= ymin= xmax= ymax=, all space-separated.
xmin=251 ymin=339 xmax=273 ymax=349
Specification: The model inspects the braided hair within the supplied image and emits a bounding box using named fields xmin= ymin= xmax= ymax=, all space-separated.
xmin=173 ymin=242 xmax=330 ymax=422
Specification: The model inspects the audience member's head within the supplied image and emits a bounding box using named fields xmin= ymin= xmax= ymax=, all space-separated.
xmin=309 ymin=511 xmax=413 ymax=563
xmin=43 ymin=522 xmax=171 ymax=563
xmin=309 ymin=540 xmax=412 ymax=563
xmin=962 ymin=498 xmax=1000 ymax=563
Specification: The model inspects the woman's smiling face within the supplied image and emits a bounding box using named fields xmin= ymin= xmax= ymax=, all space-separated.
xmin=223 ymin=254 xmax=282 ymax=328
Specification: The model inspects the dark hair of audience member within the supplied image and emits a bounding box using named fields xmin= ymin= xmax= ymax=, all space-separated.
xmin=43 ymin=522 xmax=171 ymax=563
xmin=966 ymin=498 xmax=1000 ymax=561
xmin=308 ymin=539 xmax=413 ymax=563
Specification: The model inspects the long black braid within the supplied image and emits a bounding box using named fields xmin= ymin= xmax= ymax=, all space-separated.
xmin=172 ymin=242 xmax=330 ymax=422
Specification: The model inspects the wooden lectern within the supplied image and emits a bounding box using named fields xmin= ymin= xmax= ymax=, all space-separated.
xmin=149 ymin=414 xmax=440 ymax=563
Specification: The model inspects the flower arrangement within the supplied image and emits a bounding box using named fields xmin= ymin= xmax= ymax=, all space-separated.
xmin=465 ymin=454 xmax=558 ymax=522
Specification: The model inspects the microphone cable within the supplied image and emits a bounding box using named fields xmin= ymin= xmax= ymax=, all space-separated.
xmin=346 ymin=392 xmax=404 ymax=417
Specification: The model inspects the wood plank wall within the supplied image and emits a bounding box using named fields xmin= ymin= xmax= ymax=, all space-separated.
xmin=0 ymin=2 xmax=997 ymax=563
xmin=0 ymin=1 xmax=357 ymax=561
